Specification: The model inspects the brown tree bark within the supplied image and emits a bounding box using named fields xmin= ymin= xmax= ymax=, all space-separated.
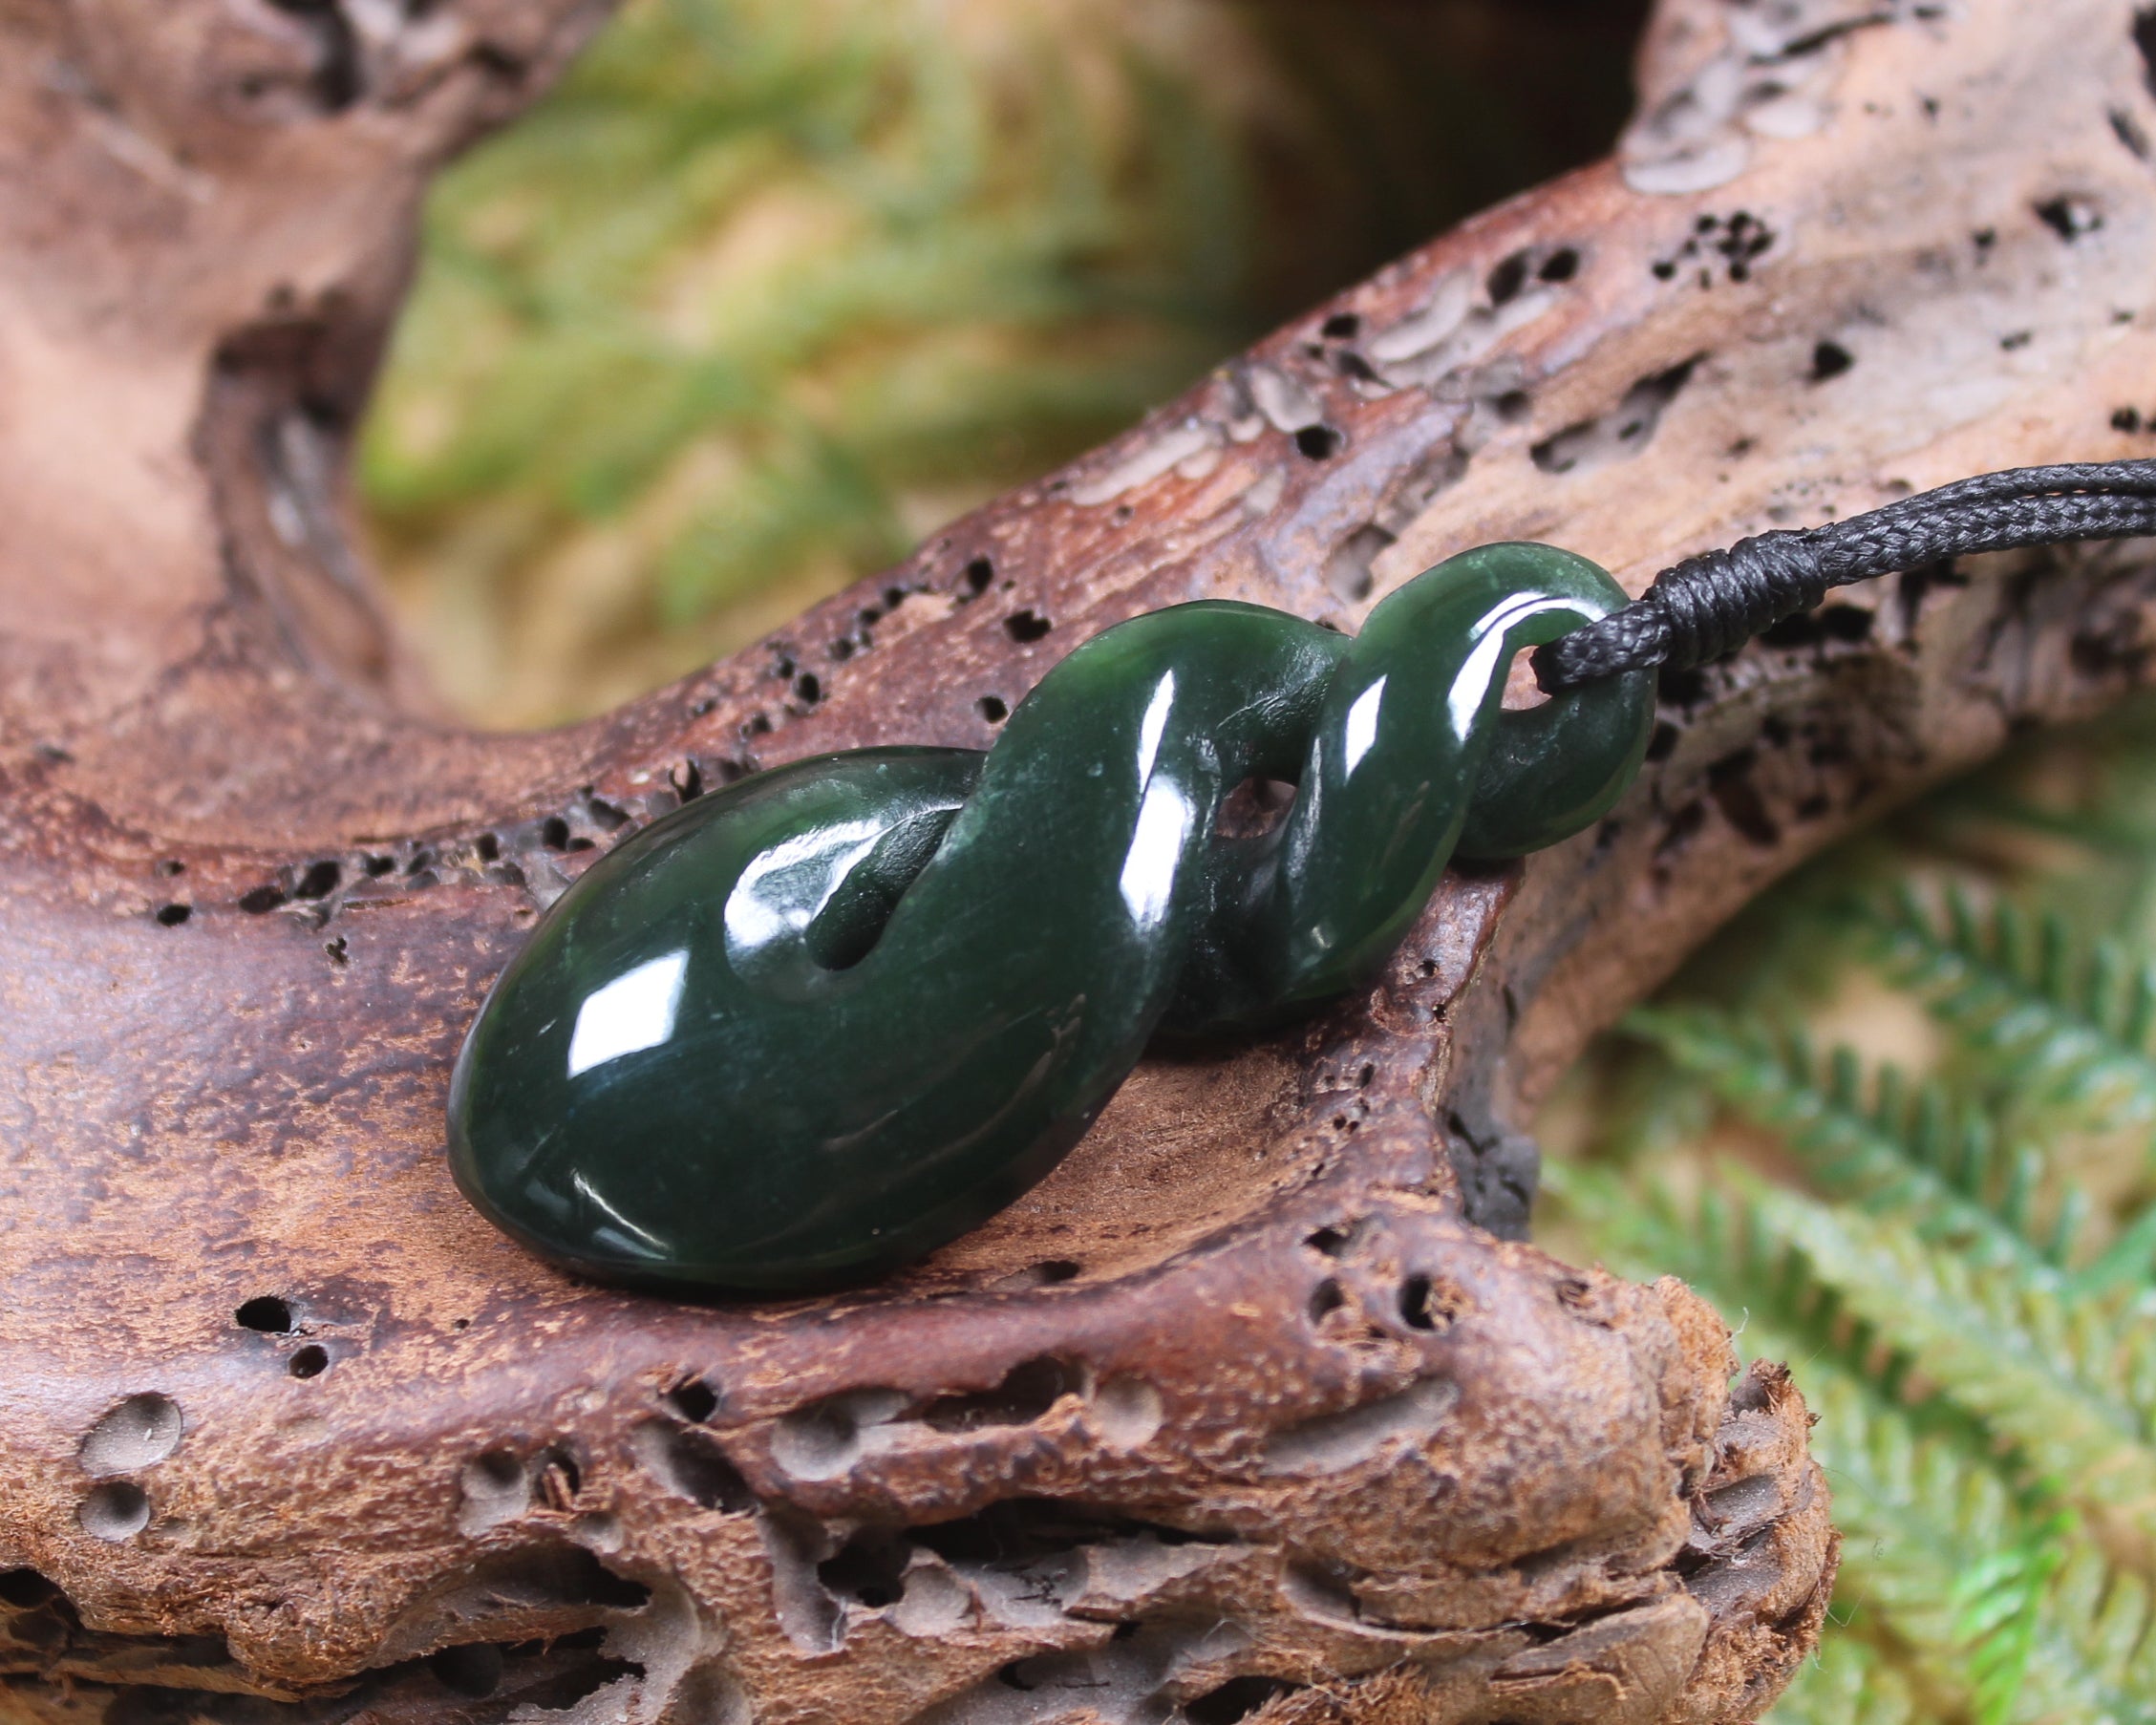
xmin=7 ymin=0 xmax=2156 ymax=1718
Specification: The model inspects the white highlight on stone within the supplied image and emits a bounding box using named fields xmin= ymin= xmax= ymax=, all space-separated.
xmin=1342 ymin=675 xmax=1387 ymax=777
xmin=566 ymin=949 xmax=689 ymax=1079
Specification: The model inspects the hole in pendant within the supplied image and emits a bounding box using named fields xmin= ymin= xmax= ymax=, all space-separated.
xmin=1500 ymin=644 xmax=1550 ymax=710
xmin=1213 ymin=777 xmax=1296 ymax=841
xmin=288 ymin=1345 xmax=329 ymax=1379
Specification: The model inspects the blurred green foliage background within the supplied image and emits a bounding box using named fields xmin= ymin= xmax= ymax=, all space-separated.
xmin=361 ymin=0 xmax=1642 ymax=725
xmin=361 ymin=3 xmax=2156 ymax=1718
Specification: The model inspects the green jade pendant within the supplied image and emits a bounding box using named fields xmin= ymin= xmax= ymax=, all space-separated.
xmin=447 ymin=543 xmax=1654 ymax=1292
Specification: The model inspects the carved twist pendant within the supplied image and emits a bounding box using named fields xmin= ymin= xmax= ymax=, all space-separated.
xmin=448 ymin=543 xmax=1654 ymax=1290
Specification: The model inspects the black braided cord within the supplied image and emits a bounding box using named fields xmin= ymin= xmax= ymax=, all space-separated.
xmin=1530 ymin=461 xmax=2156 ymax=692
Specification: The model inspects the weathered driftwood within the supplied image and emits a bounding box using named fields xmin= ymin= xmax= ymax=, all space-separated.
xmin=9 ymin=0 xmax=2156 ymax=1717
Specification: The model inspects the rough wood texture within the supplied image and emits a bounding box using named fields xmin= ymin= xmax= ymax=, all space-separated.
xmin=12 ymin=0 xmax=2156 ymax=1717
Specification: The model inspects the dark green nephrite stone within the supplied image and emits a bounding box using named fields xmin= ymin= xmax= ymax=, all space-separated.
xmin=446 ymin=543 xmax=1653 ymax=1292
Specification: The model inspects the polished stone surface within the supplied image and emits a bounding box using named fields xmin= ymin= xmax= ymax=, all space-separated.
xmin=448 ymin=543 xmax=1652 ymax=1291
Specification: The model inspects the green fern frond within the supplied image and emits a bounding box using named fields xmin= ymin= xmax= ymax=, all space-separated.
xmin=1623 ymin=1007 xmax=2085 ymax=1282
xmin=2010 ymin=1541 xmax=2156 ymax=1724
xmin=1952 ymin=1507 xmax=2074 ymax=1725
xmin=1856 ymin=884 xmax=2156 ymax=1135
xmin=1748 ymin=1183 xmax=2156 ymax=1571
xmin=1548 ymin=1165 xmax=2067 ymax=1721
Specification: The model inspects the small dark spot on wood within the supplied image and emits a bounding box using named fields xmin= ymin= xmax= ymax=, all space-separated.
xmin=235 ymin=1296 xmax=293 ymax=1333
xmin=2134 ymin=7 xmax=2156 ymax=100
xmin=1294 ymin=424 xmax=1344 ymax=460
xmin=1531 ymin=357 xmax=1700 ymax=476
xmin=1655 ymin=799 xmax=1709 ymax=862
xmin=818 ymin=1529 xmax=907 ymax=1608
xmin=639 ymin=1422 xmax=754 ymax=1512
xmin=324 ymin=935 xmax=348 ymax=966
xmin=1809 ymin=340 xmax=1854 ymax=382
xmin=293 ymin=861 xmax=339 ymax=900
xmin=238 ymin=884 xmax=288 ymax=914
xmin=2116 ymin=406 xmax=2145 ymax=432
xmin=918 ymin=1356 xmax=1084 ymax=1433
xmin=1308 ymin=1280 xmax=1346 ymax=1324
xmin=794 ymin=672 xmax=821 ymax=705
xmin=156 ymin=859 xmax=185 ymax=877
xmin=1320 ymin=311 xmax=1360 ymax=339
xmin=1004 ymin=609 xmax=1052 ymax=644
xmin=2035 ymin=195 xmax=2103 ymax=241
xmin=962 ymin=557 xmax=994 ymax=598
xmin=1706 ymin=750 xmax=1780 ymax=848
xmin=1325 ymin=524 xmax=1394 ymax=604
xmin=1999 ymin=330 xmax=2033 ymax=351
xmin=1540 ymin=246 xmax=1580 ymax=284
xmin=667 ymin=1377 xmax=719 ymax=1424
xmin=0 ymin=1569 xmax=65 ymax=1609
xmin=1187 ymin=1676 xmax=1298 ymax=1724
xmin=1486 ymin=249 xmax=1531 ymax=307
xmin=975 ymin=695 xmax=1008 ymax=724
xmin=430 ymin=1644 xmax=505 ymax=1698
xmin=288 ymin=1345 xmax=329 ymax=1379
xmin=155 ymin=904 xmax=191 ymax=927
